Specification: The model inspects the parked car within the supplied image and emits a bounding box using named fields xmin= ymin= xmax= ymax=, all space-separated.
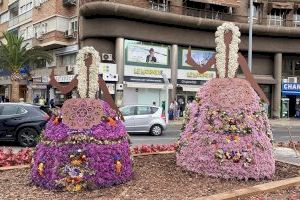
xmin=0 ymin=103 xmax=49 ymax=147
xmin=120 ymin=105 xmax=166 ymax=136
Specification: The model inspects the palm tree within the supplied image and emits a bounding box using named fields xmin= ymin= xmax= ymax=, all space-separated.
xmin=0 ymin=32 xmax=53 ymax=102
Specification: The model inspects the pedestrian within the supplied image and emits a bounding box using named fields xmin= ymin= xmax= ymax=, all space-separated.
xmin=33 ymin=95 xmax=39 ymax=104
xmin=4 ymin=96 xmax=9 ymax=102
xmin=19 ymin=98 xmax=24 ymax=103
xmin=174 ymin=99 xmax=179 ymax=120
xmin=39 ymin=96 xmax=46 ymax=106
xmin=169 ymin=101 xmax=175 ymax=120
xmin=162 ymin=101 xmax=166 ymax=113
xmin=49 ymin=98 xmax=55 ymax=108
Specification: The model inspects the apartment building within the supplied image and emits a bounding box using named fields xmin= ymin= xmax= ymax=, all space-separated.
xmin=0 ymin=0 xmax=78 ymax=104
xmin=79 ymin=0 xmax=300 ymax=118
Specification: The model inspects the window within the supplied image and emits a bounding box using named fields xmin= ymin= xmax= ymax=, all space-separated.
xmin=137 ymin=106 xmax=152 ymax=115
xmin=294 ymin=9 xmax=300 ymax=27
xmin=70 ymin=20 xmax=78 ymax=32
xmin=16 ymin=107 xmax=27 ymax=114
xmin=0 ymin=105 xmax=19 ymax=115
xmin=150 ymin=0 xmax=169 ymax=12
xmin=62 ymin=53 xmax=76 ymax=66
xmin=33 ymin=59 xmax=47 ymax=68
xmin=267 ymin=9 xmax=287 ymax=26
xmin=120 ymin=106 xmax=135 ymax=116
xmin=0 ymin=11 xmax=9 ymax=24
xmin=248 ymin=4 xmax=261 ymax=21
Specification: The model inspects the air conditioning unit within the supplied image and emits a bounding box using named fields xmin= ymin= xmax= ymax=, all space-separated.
xmin=64 ymin=29 xmax=76 ymax=39
xmin=63 ymin=0 xmax=76 ymax=6
xmin=66 ymin=65 xmax=74 ymax=72
xmin=288 ymin=77 xmax=297 ymax=83
xmin=36 ymin=32 xmax=44 ymax=40
xmin=35 ymin=0 xmax=41 ymax=8
xmin=116 ymin=83 xmax=123 ymax=91
xmin=102 ymin=53 xmax=113 ymax=61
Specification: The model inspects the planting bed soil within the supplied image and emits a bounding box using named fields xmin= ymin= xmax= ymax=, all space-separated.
xmin=0 ymin=153 xmax=299 ymax=200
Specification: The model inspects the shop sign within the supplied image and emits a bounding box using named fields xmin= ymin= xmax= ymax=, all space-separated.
xmin=177 ymin=70 xmax=216 ymax=85
xmin=282 ymin=83 xmax=300 ymax=95
xmin=124 ymin=65 xmax=171 ymax=83
xmin=31 ymin=84 xmax=47 ymax=89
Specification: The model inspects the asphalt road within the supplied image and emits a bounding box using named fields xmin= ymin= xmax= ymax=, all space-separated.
xmin=130 ymin=124 xmax=300 ymax=145
xmin=0 ymin=124 xmax=299 ymax=151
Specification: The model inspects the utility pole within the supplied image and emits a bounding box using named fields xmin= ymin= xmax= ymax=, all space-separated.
xmin=248 ymin=0 xmax=254 ymax=72
xmin=162 ymin=73 xmax=169 ymax=125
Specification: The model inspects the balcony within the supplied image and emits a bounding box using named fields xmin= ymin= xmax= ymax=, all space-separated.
xmin=8 ymin=10 xmax=32 ymax=28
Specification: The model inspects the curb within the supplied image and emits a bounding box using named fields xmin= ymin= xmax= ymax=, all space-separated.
xmin=195 ymin=176 xmax=300 ymax=200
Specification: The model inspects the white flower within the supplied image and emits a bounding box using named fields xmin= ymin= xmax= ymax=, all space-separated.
xmin=75 ymin=47 xmax=100 ymax=98
xmin=215 ymin=22 xmax=241 ymax=78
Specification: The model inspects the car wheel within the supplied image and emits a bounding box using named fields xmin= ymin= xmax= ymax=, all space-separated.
xmin=17 ymin=128 xmax=38 ymax=147
xmin=150 ymin=124 xmax=162 ymax=136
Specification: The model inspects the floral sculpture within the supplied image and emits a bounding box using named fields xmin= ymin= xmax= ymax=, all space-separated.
xmin=31 ymin=47 xmax=133 ymax=191
xmin=176 ymin=22 xmax=275 ymax=180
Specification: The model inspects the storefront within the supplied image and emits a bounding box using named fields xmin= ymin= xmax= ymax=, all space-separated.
xmin=281 ymin=83 xmax=300 ymax=118
xmin=176 ymin=47 xmax=216 ymax=110
xmin=123 ymin=39 xmax=172 ymax=106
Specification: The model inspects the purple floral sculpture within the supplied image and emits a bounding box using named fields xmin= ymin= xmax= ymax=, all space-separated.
xmin=176 ymin=22 xmax=275 ymax=180
xmin=31 ymin=47 xmax=133 ymax=191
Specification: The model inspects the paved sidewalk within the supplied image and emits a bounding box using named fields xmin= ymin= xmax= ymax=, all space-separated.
xmin=274 ymin=147 xmax=300 ymax=166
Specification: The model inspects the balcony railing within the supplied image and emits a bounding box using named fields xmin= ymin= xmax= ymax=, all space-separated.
xmin=8 ymin=10 xmax=32 ymax=28
xmin=79 ymin=0 xmax=300 ymax=28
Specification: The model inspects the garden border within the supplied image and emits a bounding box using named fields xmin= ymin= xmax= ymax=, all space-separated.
xmin=195 ymin=176 xmax=300 ymax=200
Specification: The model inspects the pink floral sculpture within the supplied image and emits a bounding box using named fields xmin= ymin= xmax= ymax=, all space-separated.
xmin=31 ymin=47 xmax=133 ymax=191
xmin=176 ymin=22 xmax=275 ymax=180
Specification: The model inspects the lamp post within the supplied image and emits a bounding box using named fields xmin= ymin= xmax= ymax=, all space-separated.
xmin=162 ymin=73 xmax=169 ymax=125
xmin=248 ymin=0 xmax=254 ymax=72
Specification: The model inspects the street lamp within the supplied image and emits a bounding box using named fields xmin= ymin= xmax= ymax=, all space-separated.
xmin=161 ymin=73 xmax=169 ymax=125
xmin=248 ymin=0 xmax=254 ymax=72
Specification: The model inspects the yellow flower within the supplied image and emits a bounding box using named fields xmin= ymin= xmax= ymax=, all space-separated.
xmin=234 ymin=135 xmax=239 ymax=142
xmin=38 ymin=163 xmax=44 ymax=176
xmin=71 ymin=159 xmax=82 ymax=166
xmin=74 ymin=184 xmax=82 ymax=191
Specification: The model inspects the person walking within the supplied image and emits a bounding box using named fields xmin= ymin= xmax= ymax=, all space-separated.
xmin=39 ymin=96 xmax=46 ymax=106
xmin=33 ymin=95 xmax=39 ymax=104
xmin=169 ymin=101 xmax=175 ymax=120
xmin=174 ymin=99 xmax=179 ymax=120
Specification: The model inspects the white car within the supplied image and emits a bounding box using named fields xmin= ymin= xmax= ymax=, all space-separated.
xmin=120 ymin=105 xmax=166 ymax=136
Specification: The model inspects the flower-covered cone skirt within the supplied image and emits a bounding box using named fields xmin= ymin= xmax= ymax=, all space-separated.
xmin=176 ymin=78 xmax=275 ymax=180
xmin=31 ymin=99 xmax=133 ymax=191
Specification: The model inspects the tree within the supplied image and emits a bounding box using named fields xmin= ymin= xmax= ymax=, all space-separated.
xmin=0 ymin=32 xmax=53 ymax=102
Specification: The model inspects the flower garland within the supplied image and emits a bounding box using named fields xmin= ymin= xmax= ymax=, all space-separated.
xmin=215 ymin=22 xmax=241 ymax=78
xmin=41 ymin=134 xmax=129 ymax=147
xmin=75 ymin=46 xmax=100 ymax=98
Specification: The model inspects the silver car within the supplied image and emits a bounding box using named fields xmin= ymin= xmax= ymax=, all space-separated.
xmin=120 ymin=105 xmax=166 ymax=136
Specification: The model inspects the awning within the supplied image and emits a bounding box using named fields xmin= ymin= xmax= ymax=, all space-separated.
xmin=126 ymin=82 xmax=173 ymax=89
xmin=189 ymin=0 xmax=239 ymax=8
xmin=268 ymin=2 xmax=294 ymax=12
xmin=237 ymin=75 xmax=276 ymax=85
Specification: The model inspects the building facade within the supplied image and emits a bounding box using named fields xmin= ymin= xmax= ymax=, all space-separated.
xmin=79 ymin=0 xmax=300 ymax=118
xmin=0 ymin=0 xmax=79 ymax=104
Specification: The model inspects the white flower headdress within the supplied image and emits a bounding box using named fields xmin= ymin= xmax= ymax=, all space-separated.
xmin=215 ymin=22 xmax=241 ymax=78
xmin=75 ymin=46 xmax=100 ymax=98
